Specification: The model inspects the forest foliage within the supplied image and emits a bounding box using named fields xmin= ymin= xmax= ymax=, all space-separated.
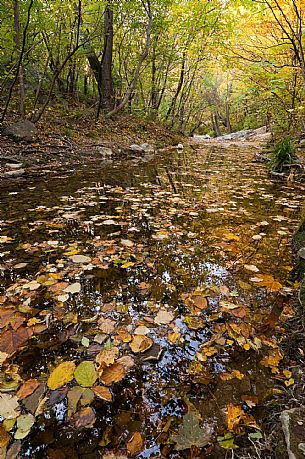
xmin=1 ymin=0 xmax=305 ymax=135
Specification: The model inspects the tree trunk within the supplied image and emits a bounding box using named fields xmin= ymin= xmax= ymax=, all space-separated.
xmin=105 ymin=0 xmax=152 ymax=118
xmin=99 ymin=4 xmax=114 ymax=113
xmin=14 ymin=0 xmax=25 ymax=117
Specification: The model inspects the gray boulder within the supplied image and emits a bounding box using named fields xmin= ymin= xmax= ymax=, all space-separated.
xmin=129 ymin=143 xmax=155 ymax=154
xmin=3 ymin=120 xmax=38 ymax=142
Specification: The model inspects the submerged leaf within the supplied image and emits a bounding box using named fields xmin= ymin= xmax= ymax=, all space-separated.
xmin=172 ymin=412 xmax=212 ymax=450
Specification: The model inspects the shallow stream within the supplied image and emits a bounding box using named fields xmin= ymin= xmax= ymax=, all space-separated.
xmin=0 ymin=144 xmax=303 ymax=458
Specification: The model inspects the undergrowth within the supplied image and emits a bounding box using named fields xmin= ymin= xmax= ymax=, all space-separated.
xmin=270 ymin=138 xmax=297 ymax=172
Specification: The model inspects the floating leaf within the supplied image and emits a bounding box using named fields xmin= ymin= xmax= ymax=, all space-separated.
xmin=0 ymin=425 xmax=10 ymax=447
xmin=96 ymin=347 xmax=119 ymax=368
xmin=47 ymin=361 xmax=76 ymax=390
xmin=93 ymin=386 xmax=112 ymax=402
xmin=0 ymin=327 xmax=32 ymax=357
xmin=260 ymin=350 xmax=283 ymax=373
xmin=100 ymin=363 xmax=126 ymax=386
xmin=74 ymin=361 xmax=98 ymax=387
xmin=227 ymin=404 xmax=259 ymax=432
xmin=127 ymin=432 xmax=144 ymax=456
xmin=63 ymin=283 xmax=81 ymax=294
xmin=172 ymin=412 xmax=212 ymax=450
xmin=129 ymin=335 xmax=153 ymax=353
xmin=70 ymin=255 xmax=91 ymax=264
xmin=154 ymin=309 xmax=174 ymax=325
xmin=14 ymin=413 xmax=35 ymax=439
xmin=17 ymin=379 xmax=40 ymax=399
xmin=218 ymin=432 xmax=239 ymax=449
xmin=251 ymin=274 xmax=282 ymax=292
xmin=98 ymin=318 xmax=116 ymax=334
xmin=0 ymin=394 xmax=20 ymax=419
xmin=67 ymin=386 xmax=85 ymax=417
xmin=244 ymin=264 xmax=260 ymax=273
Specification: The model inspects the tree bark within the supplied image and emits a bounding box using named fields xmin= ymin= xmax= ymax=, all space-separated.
xmin=99 ymin=3 xmax=114 ymax=113
xmin=14 ymin=0 xmax=25 ymax=117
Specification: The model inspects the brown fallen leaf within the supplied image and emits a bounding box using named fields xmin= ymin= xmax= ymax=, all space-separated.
xmin=73 ymin=406 xmax=96 ymax=429
xmin=0 ymin=309 xmax=25 ymax=330
xmin=0 ymin=425 xmax=10 ymax=448
xmin=92 ymin=386 xmax=112 ymax=402
xmin=127 ymin=432 xmax=144 ymax=456
xmin=96 ymin=347 xmax=119 ymax=368
xmin=129 ymin=335 xmax=153 ymax=354
xmin=98 ymin=318 xmax=116 ymax=334
xmin=17 ymin=379 xmax=40 ymax=400
xmin=100 ymin=363 xmax=126 ymax=386
xmin=0 ymin=327 xmax=33 ymax=357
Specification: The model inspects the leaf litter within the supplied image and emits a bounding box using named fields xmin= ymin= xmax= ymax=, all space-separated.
xmin=0 ymin=144 xmax=302 ymax=456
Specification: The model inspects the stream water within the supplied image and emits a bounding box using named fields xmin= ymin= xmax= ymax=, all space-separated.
xmin=0 ymin=143 xmax=304 ymax=458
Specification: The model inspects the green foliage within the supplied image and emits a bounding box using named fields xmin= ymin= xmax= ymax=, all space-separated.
xmin=270 ymin=138 xmax=297 ymax=172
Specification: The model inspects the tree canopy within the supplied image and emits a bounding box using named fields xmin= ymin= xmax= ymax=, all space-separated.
xmin=1 ymin=0 xmax=305 ymax=134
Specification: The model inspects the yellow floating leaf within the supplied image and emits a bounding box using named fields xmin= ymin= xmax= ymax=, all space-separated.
xmin=223 ymin=233 xmax=240 ymax=241
xmin=127 ymin=432 xmax=144 ymax=456
xmin=251 ymin=274 xmax=282 ymax=292
xmin=168 ymin=332 xmax=181 ymax=344
xmin=47 ymin=361 xmax=76 ymax=390
xmin=129 ymin=335 xmax=153 ymax=354
xmin=283 ymin=370 xmax=292 ymax=379
xmin=96 ymin=347 xmax=119 ymax=368
xmin=260 ymin=350 xmax=283 ymax=373
xmin=284 ymin=378 xmax=294 ymax=387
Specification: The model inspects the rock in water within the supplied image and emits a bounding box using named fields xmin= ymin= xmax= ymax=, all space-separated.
xmin=4 ymin=169 xmax=25 ymax=178
xmin=3 ymin=120 xmax=38 ymax=142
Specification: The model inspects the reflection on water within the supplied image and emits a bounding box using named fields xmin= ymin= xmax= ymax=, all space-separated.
xmin=0 ymin=144 xmax=303 ymax=457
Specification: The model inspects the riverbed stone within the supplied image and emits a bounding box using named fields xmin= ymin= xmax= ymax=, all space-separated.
xmin=3 ymin=120 xmax=38 ymax=142
xmin=280 ymin=407 xmax=305 ymax=459
xmin=3 ymin=169 xmax=25 ymax=178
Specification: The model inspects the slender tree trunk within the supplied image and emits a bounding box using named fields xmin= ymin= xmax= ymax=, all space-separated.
xmin=106 ymin=0 xmax=152 ymax=118
xmin=1 ymin=0 xmax=33 ymax=123
xmin=99 ymin=3 xmax=114 ymax=113
xmin=166 ymin=51 xmax=186 ymax=121
xmin=150 ymin=35 xmax=158 ymax=115
xmin=14 ymin=0 xmax=25 ymax=117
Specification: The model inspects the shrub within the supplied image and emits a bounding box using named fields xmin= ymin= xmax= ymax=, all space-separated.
xmin=270 ymin=137 xmax=296 ymax=172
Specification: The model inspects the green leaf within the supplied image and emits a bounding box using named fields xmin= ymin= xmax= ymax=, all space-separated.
xmin=74 ymin=361 xmax=98 ymax=387
xmin=249 ymin=431 xmax=263 ymax=440
xmin=218 ymin=433 xmax=239 ymax=450
xmin=14 ymin=413 xmax=35 ymax=439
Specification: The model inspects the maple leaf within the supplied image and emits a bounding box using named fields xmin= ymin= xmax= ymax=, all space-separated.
xmin=251 ymin=274 xmax=282 ymax=292
xmin=172 ymin=412 xmax=212 ymax=450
